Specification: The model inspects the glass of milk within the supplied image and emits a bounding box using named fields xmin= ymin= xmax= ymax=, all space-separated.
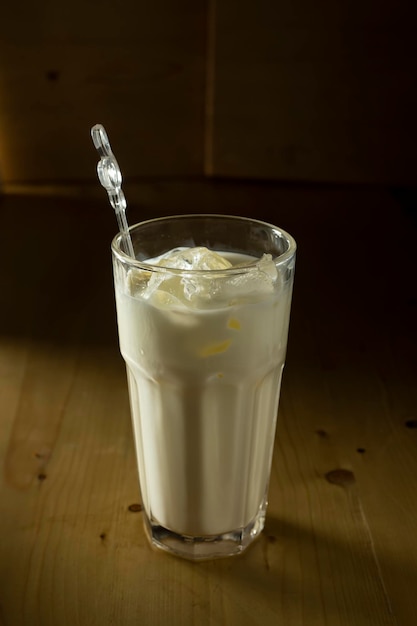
xmin=111 ymin=214 xmax=296 ymax=560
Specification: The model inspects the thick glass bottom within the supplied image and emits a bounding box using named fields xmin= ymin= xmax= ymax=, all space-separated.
xmin=143 ymin=501 xmax=267 ymax=561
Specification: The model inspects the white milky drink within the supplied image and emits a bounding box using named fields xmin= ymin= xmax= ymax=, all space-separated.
xmin=115 ymin=248 xmax=292 ymax=533
xmin=112 ymin=216 xmax=296 ymax=559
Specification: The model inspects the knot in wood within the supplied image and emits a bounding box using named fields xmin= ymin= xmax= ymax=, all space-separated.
xmin=325 ymin=469 xmax=355 ymax=487
xmin=128 ymin=503 xmax=143 ymax=513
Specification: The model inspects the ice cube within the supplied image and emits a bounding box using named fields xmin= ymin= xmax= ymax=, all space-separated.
xmin=126 ymin=268 xmax=151 ymax=297
xmin=257 ymin=254 xmax=278 ymax=282
xmin=202 ymin=254 xmax=276 ymax=303
xmin=155 ymin=247 xmax=233 ymax=271
xmin=127 ymin=248 xmax=278 ymax=308
xmin=139 ymin=247 xmax=233 ymax=306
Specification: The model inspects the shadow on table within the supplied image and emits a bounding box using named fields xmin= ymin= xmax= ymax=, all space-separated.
xmin=198 ymin=513 xmax=411 ymax=624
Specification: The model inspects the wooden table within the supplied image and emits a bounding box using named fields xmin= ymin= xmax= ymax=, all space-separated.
xmin=1 ymin=185 xmax=416 ymax=625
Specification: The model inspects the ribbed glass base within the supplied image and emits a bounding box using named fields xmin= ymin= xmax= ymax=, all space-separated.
xmin=143 ymin=502 xmax=267 ymax=561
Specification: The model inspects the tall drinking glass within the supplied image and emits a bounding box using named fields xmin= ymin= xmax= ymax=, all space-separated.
xmin=111 ymin=215 xmax=296 ymax=560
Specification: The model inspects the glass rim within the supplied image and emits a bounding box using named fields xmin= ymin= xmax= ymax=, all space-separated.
xmin=111 ymin=213 xmax=296 ymax=275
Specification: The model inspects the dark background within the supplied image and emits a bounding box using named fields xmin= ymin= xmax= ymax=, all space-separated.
xmin=0 ymin=0 xmax=416 ymax=334
xmin=0 ymin=0 xmax=416 ymax=189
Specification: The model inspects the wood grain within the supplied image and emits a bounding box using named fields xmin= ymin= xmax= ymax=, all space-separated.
xmin=210 ymin=0 xmax=417 ymax=184
xmin=282 ymin=191 xmax=417 ymax=624
xmin=1 ymin=0 xmax=416 ymax=188
xmin=0 ymin=187 xmax=416 ymax=624
xmin=0 ymin=1 xmax=205 ymax=183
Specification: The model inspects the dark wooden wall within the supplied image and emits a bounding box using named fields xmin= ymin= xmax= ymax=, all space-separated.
xmin=0 ymin=0 xmax=415 ymax=188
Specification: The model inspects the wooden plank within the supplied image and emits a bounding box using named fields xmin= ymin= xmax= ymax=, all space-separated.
xmin=0 ymin=188 xmax=415 ymax=624
xmin=0 ymin=1 xmax=205 ymax=183
xmin=210 ymin=0 xmax=417 ymax=184
xmin=0 ymin=307 xmax=397 ymax=626
xmin=0 ymin=178 xmax=394 ymax=230
xmin=284 ymin=193 xmax=417 ymax=624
